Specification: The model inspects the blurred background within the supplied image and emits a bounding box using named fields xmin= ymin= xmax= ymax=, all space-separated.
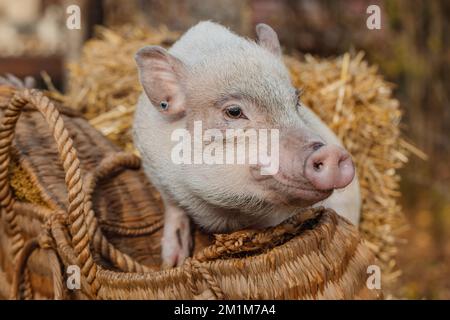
xmin=0 ymin=0 xmax=448 ymax=299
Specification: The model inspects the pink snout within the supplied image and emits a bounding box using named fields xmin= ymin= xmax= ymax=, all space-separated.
xmin=304 ymin=145 xmax=355 ymax=191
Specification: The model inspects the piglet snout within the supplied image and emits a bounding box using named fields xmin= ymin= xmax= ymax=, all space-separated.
xmin=304 ymin=145 xmax=355 ymax=191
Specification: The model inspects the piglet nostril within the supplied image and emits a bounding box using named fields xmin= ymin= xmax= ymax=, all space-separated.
xmin=313 ymin=161 xmax=323 ymax=171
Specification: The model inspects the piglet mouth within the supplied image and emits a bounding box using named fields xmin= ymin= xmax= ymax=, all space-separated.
xmin=250 ymin=167 xmax=333 ymax=203
xmin=271 ymin=176 xmax=333 ymax=202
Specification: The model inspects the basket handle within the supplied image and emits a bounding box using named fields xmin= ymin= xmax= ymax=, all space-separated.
xmin=0 ymin=89 xmax=99 ymax=295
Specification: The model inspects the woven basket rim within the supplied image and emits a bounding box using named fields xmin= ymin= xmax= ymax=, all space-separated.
xmin=96 ymin=206 xmax=333 ymax=276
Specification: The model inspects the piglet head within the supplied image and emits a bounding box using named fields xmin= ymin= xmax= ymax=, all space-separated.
xmin=135 ymin=23 xmax=355 ymax=215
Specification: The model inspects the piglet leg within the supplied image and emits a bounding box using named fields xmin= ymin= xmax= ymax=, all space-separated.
xmin=161 ymin=200 xmax=193 ymax=268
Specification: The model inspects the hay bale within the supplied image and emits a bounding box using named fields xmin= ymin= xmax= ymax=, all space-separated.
xmin=61 ymin=25 xmax=408 ymax=293
xmin=286 ymin=54 xmax=407 ymax=290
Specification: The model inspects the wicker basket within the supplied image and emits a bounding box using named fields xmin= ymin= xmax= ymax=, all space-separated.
xmin=0 ymin=88 xmax=381 ymax=299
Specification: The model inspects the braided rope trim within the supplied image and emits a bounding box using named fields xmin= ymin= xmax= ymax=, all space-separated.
xmin=10 ymin=238 xmax=37 ymax=299
xmin=0 ymin=89 xmax=100 ymax=296
xmin=85 ymin=152 xmax=163 ymax=237
xmin=184 ymin=258 xmax=226 ymax=299
xmin=83 ymin=152 xmax=156 ymax=273
xmin=0 ymin=97 xmax=25 ymax=258
xmin=11 ymin=212 xmax=70 ymax=300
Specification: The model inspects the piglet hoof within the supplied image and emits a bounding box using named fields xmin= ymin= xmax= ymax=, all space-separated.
xmin=161 ymin=209 xmax=193 ymax=269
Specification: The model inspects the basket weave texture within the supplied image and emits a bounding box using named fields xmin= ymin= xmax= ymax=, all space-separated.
xmin=0 ymin=88 xmax=381 ymax=299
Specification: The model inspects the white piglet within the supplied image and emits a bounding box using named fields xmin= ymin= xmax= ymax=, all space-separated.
xmin=133 ymin=21 xmax=360 ymax=268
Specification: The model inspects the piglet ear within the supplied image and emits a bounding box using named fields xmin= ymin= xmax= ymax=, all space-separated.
xmin=255 ymin=23 xmax=282 ymax=57
xmin=135 ymin=46 xmax=187 ymax=117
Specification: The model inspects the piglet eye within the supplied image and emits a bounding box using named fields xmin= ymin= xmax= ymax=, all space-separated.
xmin=224 ymin=105 xmax=245 ymax=119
